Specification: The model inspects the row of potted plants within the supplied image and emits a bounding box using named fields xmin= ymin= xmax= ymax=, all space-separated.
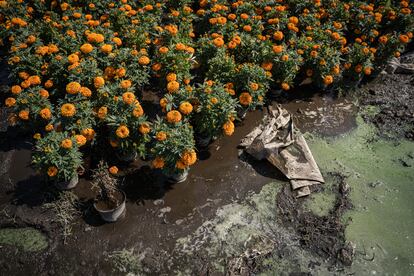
xmin=1 ymin=1 xmax=413 ymax=217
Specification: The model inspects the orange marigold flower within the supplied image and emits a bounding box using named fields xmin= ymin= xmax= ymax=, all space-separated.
xmin=181 ymin=150 xmax=197 ymax=166
xmin=39 ymin=108 xmax=52 ymax=120
xmin=18 ymin=110 xmax=29 ymax=120
xmin=45 ymin=124 xmax=54 ymax=132
xmin=213 ymin=37 xmax=224 ymax=47
xmin=378 ymin=35 xmax=388 ymax=44
xmin=160 ymin=97 xmax=168 ymax=108
xmin=281 ymin=82 xmax=290 ymax=90
xmin=66 ymin=81 xmax=81 ymax=94
xmin=273 ymin=31 xmax=284 ymax=41
xmin=28 ymin=75 xmax=41 ymax=86
xmin=152 ymin=157 xmax=165 ymax=169
xmin=323 ymin=75 xmax=334 ymax=85
xmin=61 ymin=139 xmax=73 ymax=149
xmin=5 ymin=97 xmax=16 ymax=107
xmin=101 ymin=44 xmax=113 ymax=54
xmin=179 ymin=102 xmax=193 ymax=115
xmin=167 ymin=81 xmax=180 ymax=93
xmin=44 ymin=79 xmax=53 ymax=88
xmin=138 ymin=56 xmax=150 ymax=65
xmin=139 ymin=123 xmax=151 ymax=134
xmin=61 ymin=103 xmax=76 ymax=117
xmin=109 ymin=166 xmax=118 ymax=175
xmin=133 ymin=103 xmax=144 ymax=117
xmin=47 ymin=166 xmax=58 ymax=177
xmin=223 ymin=120 xmax=235 ymax=136
xmin=75 ymin=134 xmax=87 ymax=146
xmin=116 ymin=125 xmax=129 ymax=138
xmin=122 ymin=92 xmax=135 ymax=105
xmin=82 ymin=128 xmax=95 ymax=141
xmin=120 ymin=80 xmax=132 ymax=89
xmin=156 ymin=131 xmax=167 ymax=141
xmin=94 ymin=77 xmax=105 ymax=88
xmin=399 ymin=34 xmax=409 ymax=44
xmin=166 ymin=73 xmax=177 ymax=82
xmin=80 ymin=87 xmax=92 ymax=97
xmin=250 ymin=83 xmax=259 ymax=91
xmin=166 ymin=110 xmax=182 ymax=123
xmin=97 ymin=106 xmax=108 ymax=119
xmin=243 ymin=25 xmax=252 ymax=32
xmin=272 ymin=45 xmax=283 ymax=54
xmin=67 ymin=53 xmax=79 ymax=64
xmin=112 ymin=37 xmax=122 ymax=46
xmin=239 ymin=92 xmax=252 ymax=106
xmin=11 ymin=85 xmax=22 ymax=95
xmin=159 ymin=46 xmax=169 ymax=54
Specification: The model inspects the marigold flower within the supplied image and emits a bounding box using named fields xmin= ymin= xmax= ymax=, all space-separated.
xmin=223 ymin=120 xmax=235 ymax=136
xmin=239 ymin=92 xmax=252 ymax=106
xmin=273 ymin=31 xmax=284 ymax=41
xmin=399 ymin=34 xmax=409 ymax=44
xmin=181 ymin=150 xmax=197 ymax=166
xmin=5 ymin=97 xmax=16 ymax=107
xmin=11 ymin=85 xmax=22 ymax=95
xmin=156 ymin=131 xmax=167 ymax=141
xmin=166 ymin=73 xmax=177 ymax=82
xmin=101 ymin=44 xmax=113 ymax=54
xmin=243 ymin=25 xmax=252 ymax=32
xmin=66 ymin=81 xmax=81 ymax=94
xmin=213 ymin=37 xmax=224 ymax=47
xmin=81 ymin=128 xmax=95 ymax=141
xmin=80 ymin=87 xmax=92 ymax=97
xmin=39 ymin=108 xmax=52 ymax=120
xmin=45 ymin=124 xmax=54 ymax=132
xmin=44 ymin=79 xmax=53 ymax=88
xmin=152 ymin=157 xmax=165 ymax=169
xmin=272 ymin=45 xmax=283 ymax=54
xmin=47 ymin=166 xmax=58 ymax=177
xmin=61 ymin=139 xmax=73 ymax=149
xmin=133 ymin=103 xmax=144 ymax=117
xmin=179 ymin=102 xmax=193 ymax=115
xmin=94 ymin=77 xmax=105 ymax=88
xmin=175 ymin=43 xmax=186 ymax=51
xmin=97 ymin=106 xmax=108 ymax=119
xmin=112 ymin=37 xmax=122 ymax=46
xmin=159 ymin=46 xmax=169 ymax=54
xmin=18 ymin=110 xmax=29 ymax=120
xmin=120 ymin=80 xmax=132 ymax=89
xmin=281 ymin=82 xmax=290 ymax=90
xmin=138 ymin=56 xmax=150 ymax=65
xmin=167 ymin=81 xmax=180 ymax=93
xmin=166 ymin=110 xmax=182 ymax=123
xmin=116 ymin=125 xmax=129 ymax=138
xmin=139 ymin=123 xmax=151 ymax=134
xmin=28 ymin=75 xmax=41 ymax=86
xmin=122 ymin=92 xmax=135 ymax=104
xmin=67 ymin=53 xmax=79 ymax=64
xmin=75 ymin=135 xmax=87 ymax=146
xmin=61 ymin=103 xmax=76 ymax=117
xmin=109 ymin=166 xmax=118 ymax=175
xmin=250 ymin=83 xmax=259 ymax=91
xmin=323 ymin=75 xmax=334 ymax=85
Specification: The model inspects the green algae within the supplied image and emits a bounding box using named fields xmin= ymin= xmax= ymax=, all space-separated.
xmin=0 ymin=227 xmax=48 ymax=252
xmin=306 ymin=117 xmax=414 ymax=275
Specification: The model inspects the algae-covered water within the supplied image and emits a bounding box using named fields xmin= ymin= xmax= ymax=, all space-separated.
xmin=173 ymin=117 xmax=414 ymax=275
xmin=307 ymin=117 xmax=414 ymax=275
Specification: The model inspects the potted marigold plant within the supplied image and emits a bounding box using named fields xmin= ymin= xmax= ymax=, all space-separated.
xmin=91 ymin=161 xmax=126 ymax=223
xmin=100 ymin=89 xmax=151 ymax=162
xmin=32 ymin=131 xmax=83 ymax=190
xmin=191 ymin=81 xmax=238 ymax=147
xmin=150 ymin=116 xmax=196 ymax=183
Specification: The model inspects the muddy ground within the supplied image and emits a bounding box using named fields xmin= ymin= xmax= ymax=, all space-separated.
xmin=0 ymin=67 xmax=413 ymax=275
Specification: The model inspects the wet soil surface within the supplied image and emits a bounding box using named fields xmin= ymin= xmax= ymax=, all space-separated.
xmin=360 ymin=73 xmax=414 ymax=140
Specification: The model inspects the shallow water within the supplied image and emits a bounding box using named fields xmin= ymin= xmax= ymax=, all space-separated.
xmin=307 ymin=117 xmax=414 ymax=275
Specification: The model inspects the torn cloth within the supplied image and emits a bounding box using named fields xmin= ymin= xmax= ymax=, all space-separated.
xmin=240 ymin=105 xmax=324 ymax=197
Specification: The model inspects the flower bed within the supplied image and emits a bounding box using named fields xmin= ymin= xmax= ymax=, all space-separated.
xmin=1 ymin=0 xmax=412 ymax=181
